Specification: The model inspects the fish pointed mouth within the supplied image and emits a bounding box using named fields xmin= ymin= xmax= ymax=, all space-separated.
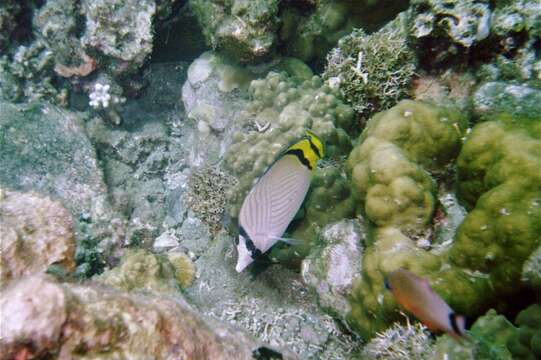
xmin=235 ymin=235 xmax=253 ymax=272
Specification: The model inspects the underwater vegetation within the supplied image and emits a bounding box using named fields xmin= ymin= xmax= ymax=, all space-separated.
xmin=0 ymin=0 xmax=540 ymax=359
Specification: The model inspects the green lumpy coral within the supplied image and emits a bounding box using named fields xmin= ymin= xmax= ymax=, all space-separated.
xmin=324 ymin=17 xmax=416 ymax=120
xmin=346 ymin=100 xmax=469 ymax=337
xmin=346 ymin=103 xmax=541 ymax=339
xmin=348 ymin=100 xmax=466 ymax=235
xmin=433 ymin=309 xmax=517 ymax=360
xmin=452 ymin=118 xmax=541 ymax=295
xmin=507 ymin=304 xmax=541 ymax=359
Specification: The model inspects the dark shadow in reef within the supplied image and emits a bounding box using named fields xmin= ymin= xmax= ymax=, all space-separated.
xmin=151 ymin=1 xmax=210 ymax=64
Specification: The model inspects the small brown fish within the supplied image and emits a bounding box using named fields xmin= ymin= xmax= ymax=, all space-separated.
xmin=385 ymin=268 xmax=466 ymax=340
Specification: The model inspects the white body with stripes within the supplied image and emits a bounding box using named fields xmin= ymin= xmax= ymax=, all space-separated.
xmin=235 ymin=154 xmax=312 ymax=272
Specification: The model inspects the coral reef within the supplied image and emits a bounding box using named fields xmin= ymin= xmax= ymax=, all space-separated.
xmin=479 ymin=0 xmax=541 ymax=87
xmin=324 ymin=15 xmax=416 ymax=119
xmin=434 ymin=305 xmax=541 ymax=360
xmin=97 ymin=248 xmax=194 ymax=292
xmin=279 ymin=0 xmax=410 ymax=63
xmin=181 ymin=51 xmax=313 ymax=167
xmin=0 ymin=0 xmax=182 ymax=106
xmin=345 ymin=101 xmax=540 ymax=338
xmin=347 ymin=100 xmax=466 ymax=236
xmin=452 ymin=117 xmax=541 ymax=297
xmin=0 ymin=189 xmax=75 ymax=287
xmin=0 ymin=1 xmax=21 ymax=51
xmin=189 ymin=0 xmax=280 ymax=63
xmin=473 ymin=82 xmax=541 ymax=120
xmin=189 ymin=0 xmax=409 ymax=64
xmin=81 ymin=0 xmax=155 ymax=68
xmin=0 ymin=40 xmax=68 ymax=104
xmin=0 ymin=274 xmax=282 ymax=360
xmin=224 ymin=71 xmax=354 ymax=219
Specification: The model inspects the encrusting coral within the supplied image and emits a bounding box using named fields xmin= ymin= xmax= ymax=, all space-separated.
xmin=97 ymin=248 xmax=195 ymax=293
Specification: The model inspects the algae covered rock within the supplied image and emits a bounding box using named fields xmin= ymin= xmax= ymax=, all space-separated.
xmin=189 ymin=0 xmax=280 ymax=63
xmin=97 ymin=249 xmax=195 ymax=292
xmin=324 ymin=15 xmax=416 ymax=119
xmin=0 ymin=274 xmax=278 ymax=360
xmin=0 ymin=189 xmax=75 ymax=287
xmin=82 ymin=0 xmax=155 ymax=67
xmin=411 ymin=0 xmax=491 ymax=48
xmin=301 ymin=219 xmax=365 ymax=320
xmin=473 ymin=82 xmax=541 ymax=120
xmin=0 ymin=101 xmax=123 ymax=278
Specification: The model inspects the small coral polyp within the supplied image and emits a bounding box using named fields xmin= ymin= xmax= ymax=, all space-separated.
xmin=345 ymin=101 xmax=541 ymax=338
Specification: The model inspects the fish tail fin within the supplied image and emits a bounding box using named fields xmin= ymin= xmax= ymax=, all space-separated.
xmin=449 ymin=313 xmax=467 ymax=341
xmin=255 ymin=233 xmax=303 ymax=245
xmin=268 ymin=235 xmax=302 ymax=245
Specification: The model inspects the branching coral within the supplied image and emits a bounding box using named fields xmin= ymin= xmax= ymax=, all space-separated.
xmin=186 ymin=165 xmax=237 ymax=234
xmin=361 ymin=318 xmax=434 ymax=360
xmin=324 ymin=20 xmax=416 ymax=120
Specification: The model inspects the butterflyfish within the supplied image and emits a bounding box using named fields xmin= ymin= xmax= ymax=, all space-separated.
xmin=385 ymin=268 xmax=466 ymax=341
xmin=235 ymin=131 xmax=324 ymax=272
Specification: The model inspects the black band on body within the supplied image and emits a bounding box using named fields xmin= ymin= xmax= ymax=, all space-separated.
xmin=449 ymin=313 xmax=462 ymax=335
xmin=285 ymin=148 xmax=312 ymax=170
xmin=239 ymin=225 xmax=262 ymax=259
xmin=307 ymin=137 xmax=322 ymax=159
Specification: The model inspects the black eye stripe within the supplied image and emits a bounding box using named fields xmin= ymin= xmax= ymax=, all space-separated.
xmin=449 ymin=313 xmax=462 ymax=335
xmin=239 ymin=225 xmax=262 ymax=259
xmin=307 ymin=137 xmax=322 ymax=158
xmin=284 ymin=148 xmax=312 ymax=170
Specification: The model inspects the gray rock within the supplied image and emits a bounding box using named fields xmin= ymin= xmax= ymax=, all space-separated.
xmin=0 ymin=274 xmax=291 ymax=360
xmin=184 ymin=233 xmax=362 ymax=359
xmin=301 ymin=219 xmax=365 ymax=320
xmin=473 ymin=81 xmax=541 ymax=120
xmin=0 ymin=101 xmax=123 ymax=250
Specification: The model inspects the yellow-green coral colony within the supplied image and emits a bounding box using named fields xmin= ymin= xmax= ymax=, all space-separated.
xmin=345 ymin=101 xmax=541 ymax=339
